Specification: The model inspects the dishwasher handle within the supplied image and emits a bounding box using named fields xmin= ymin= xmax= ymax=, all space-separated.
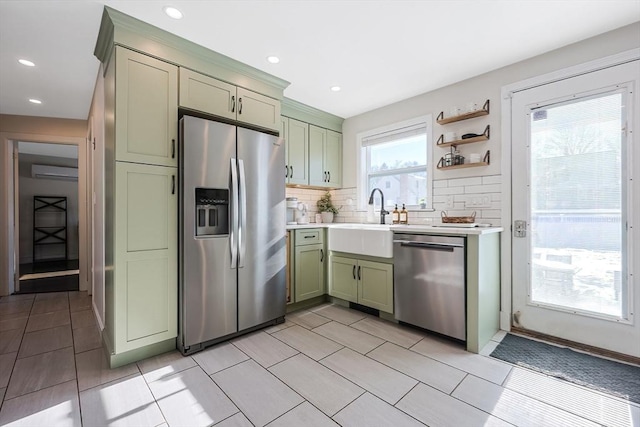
xmin=394 ymin=240 xmax=463 ymax=251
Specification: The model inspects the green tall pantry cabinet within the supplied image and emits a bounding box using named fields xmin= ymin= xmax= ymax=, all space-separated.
xmin=104 ymin=46 xmax=178 ymax=366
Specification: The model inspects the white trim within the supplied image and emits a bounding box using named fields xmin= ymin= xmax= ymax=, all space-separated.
xmin=502 ymin=48 xmax=640 ymax=99
xmin=1 ymin=133 xmax=88 ymax=296
xmin=500 ymin=48 xmax=640 ymax=334
xmin=356 ymin=115 xmax=433 ymax=211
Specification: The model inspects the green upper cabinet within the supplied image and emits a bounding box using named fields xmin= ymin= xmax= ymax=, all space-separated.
xmin=114 ymin=161 xmax=178 ymax=353
xmin=236 ymin=87 xmax=281 ymax=132
xmin=325 ymin=130 xmax=342 ymax=188
xmin=115 ymin=47 xmax=178 ymax=167
xmin=282 ymin=117 xmax=309 ymax=185
xmin=179 ymin=68 xmax=236 ymax=121
xmin=179 ymin=68 xmax=280 ymax=132
xmin=309 ymin=125 xmax=342 ymax=188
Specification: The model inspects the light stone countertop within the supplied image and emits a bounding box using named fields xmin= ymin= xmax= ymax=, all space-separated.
xmin=286 ymin=222 xmax=503 ymax=235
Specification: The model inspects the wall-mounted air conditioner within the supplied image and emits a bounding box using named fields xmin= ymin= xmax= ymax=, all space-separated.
xmin=31 ymin=164 xmax=78 ymax=181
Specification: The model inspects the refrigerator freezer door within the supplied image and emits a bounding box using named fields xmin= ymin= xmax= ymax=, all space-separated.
xmin=180 ymin=116 xmax=237 ymax=348
xmin=237 ymin=127 xmax=286 ymax=331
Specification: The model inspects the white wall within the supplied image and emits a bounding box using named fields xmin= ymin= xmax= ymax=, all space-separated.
xmin=341 ymin=22 xmax=640 ymax=225
xmin=18 ymin=153 xmax=79 ymax=264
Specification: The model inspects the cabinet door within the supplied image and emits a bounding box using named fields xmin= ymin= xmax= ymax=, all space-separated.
xmin=115 ymin=47 xmax=178 ymax=167
xmin=237 ymin=87 xmax=281 ymax=132
xmin=295 ymin=244 xmax=325 ymax=302
xmin=114 ymin=162 xmax=177 ymax=353
xmin=325 ymin=130 xmax=342 ymax=188
xmin=287 ymin=119 xmax=309 ymax=185
xmin=358 ymin=260 xmax=394 ymax=314
xmin=179 ymin=68 xmax=236 ymax=121
xmin=308 ymin=125 xmax=327 ymax=187
xmin=329 ymin=256 xmax=358 ymax=303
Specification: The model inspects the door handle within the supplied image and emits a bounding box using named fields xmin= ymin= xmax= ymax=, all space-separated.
xmin=231 ymin=95 xmax=236 ymax=113
xmin=238 ymin=97 xmax=243 ymax=114
xmin=320 ymin=249 xmax=324 ymax=263
xmin=171 ymin=175 xmax=175 ymax=194
xmin=171 ymin=139 xmax=175 ymax=158
xmin=230 ymin=158 xmax=238 ymax=269
xmin=352 ymin=265 xmax=356 ymax=279
xmin=357 ymin=266 xmax=361 ymax=281
xmin=238 ymin=159 xmax=247 ymax=267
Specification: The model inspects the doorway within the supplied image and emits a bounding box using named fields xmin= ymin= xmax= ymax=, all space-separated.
xmin=15 ymin=141 xmax=80 ymax=293
xmin=510 ymin=60 xmax=639 ymax=357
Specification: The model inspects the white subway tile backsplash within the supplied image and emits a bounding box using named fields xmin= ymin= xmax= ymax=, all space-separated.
xmin=448 ymin=177 xmax=482 ymax=187
xmin=434 ymin=187 xmax=464 ymax=196
xmin=464 ymin=184 xmax=501 ymax=194
xmin=482 ymin=175 xmax=502 ymax=185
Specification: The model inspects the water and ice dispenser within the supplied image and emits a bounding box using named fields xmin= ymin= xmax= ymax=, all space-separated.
xmin=195 ymin=188 xmax=229 ymax=237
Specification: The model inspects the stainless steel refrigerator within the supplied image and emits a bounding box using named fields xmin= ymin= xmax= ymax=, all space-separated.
xmin=178 ymin=115 xmax=286 ymax=355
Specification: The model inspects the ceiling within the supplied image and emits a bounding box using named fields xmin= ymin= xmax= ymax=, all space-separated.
xmin=1 ymin=1 xmax=638 ymax=121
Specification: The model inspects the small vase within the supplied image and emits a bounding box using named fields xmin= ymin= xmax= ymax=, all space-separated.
xmin=321 ymin=212 xmax=334 ymax=223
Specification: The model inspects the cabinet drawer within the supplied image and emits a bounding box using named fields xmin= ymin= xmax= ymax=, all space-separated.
xmin=295 ymin=228 xmax=323 ymax=246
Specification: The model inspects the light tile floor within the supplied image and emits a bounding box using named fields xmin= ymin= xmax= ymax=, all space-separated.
xmin=0 ymin=293 xmax=639 ymax=426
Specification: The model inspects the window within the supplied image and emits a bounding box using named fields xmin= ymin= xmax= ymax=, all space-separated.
xmin=359 ymin=116 xmax=431 ymax=210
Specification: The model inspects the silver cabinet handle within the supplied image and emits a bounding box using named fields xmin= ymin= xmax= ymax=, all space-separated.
xmin=231 ymin=95 xmax=236 ymax=113
xmin=171 ymin=139 xmax=175 ymax=158
xmin=357 ymin=265 xmax=361 ymax=281
xmin=320 ymin=249 xmax=324 ymax=263
xmin=171 ymin=175 xmax=175 ymax=194
xmin=352 ymin=265 xmax=356 ymax=279
xmin=290 ymin=166 xmax=293 ymax=178
xmin=238 ymin=97 xmax=243 ymax=114
xmin=328 ymin=171 xmax=331 ymax=182
xmin=285 ymin=165 xmax=289 ymax=178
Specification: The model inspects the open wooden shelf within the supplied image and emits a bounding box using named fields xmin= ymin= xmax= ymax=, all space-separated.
xmin=437 ymin=99 xmax=490 ymax=125
xmin=437 ymin=161 xmax=489 ymax=170
xmin=437 ymin=125 xmax=490 ymax=147
xmin=437 ymin=150 xmax=490 ymax=170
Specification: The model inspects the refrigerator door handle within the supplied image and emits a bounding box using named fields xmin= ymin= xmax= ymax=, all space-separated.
xmin=230 ymin=158 xmax=239 ymax=269
xmin=238 ymin=158 xmax=247 ymax=268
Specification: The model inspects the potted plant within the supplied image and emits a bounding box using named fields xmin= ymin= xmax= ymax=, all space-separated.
xmin=316 ymin=191 xmax=340 ymax=223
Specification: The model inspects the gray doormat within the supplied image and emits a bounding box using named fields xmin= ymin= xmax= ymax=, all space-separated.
xmin=490 ymin=333 xmax=640 ymax=404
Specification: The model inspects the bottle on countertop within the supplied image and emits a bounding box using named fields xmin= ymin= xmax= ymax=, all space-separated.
xmin=400 ymin=204 xmax=408 ymax=224
xmin=392 ymin=204 xmax=400 ymax=224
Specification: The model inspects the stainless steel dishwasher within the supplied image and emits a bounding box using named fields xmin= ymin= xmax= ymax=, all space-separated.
xmin=393 ymin=233 xmax=466 ymax=341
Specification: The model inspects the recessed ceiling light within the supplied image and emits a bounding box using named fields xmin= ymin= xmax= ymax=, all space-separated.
xmin=330 ymin=86 xmax=341 ymax=92
xmin=163 ymin=6 xmax=183 ymax=19
xmin=267 ymin=56 xmax=280 ymax=64
xmin=29 ymin=99 xmax=42 ymax=104
xmin=18 ymin=59 xmax=35 ymax=67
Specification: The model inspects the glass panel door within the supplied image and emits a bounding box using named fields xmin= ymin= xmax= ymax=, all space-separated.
xmin=529 ymin=92 xmax=626 ymax=319
xmin=511 ymin=60 xmax=639 ymax=357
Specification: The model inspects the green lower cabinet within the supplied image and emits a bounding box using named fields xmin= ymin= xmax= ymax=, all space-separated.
xmin=329 ymin=255 xmax=393 ymax=314
xmin=114 ymin=162 xmax=178 ymax=354
xmin=329 ymin=256 xmax=358 ymax=303
xmin=294 ymin=244 xmax=325 ymax=302
xmin=358 ymin=260 xmax=394 ymax=313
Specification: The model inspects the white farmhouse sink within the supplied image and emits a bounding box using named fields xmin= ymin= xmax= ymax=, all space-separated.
xmin=328 ymin=224 xmax=393 ymax=258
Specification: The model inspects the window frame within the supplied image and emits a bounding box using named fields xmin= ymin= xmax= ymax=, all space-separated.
xmin=357 ymin=115 xmax=433 ymax=211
